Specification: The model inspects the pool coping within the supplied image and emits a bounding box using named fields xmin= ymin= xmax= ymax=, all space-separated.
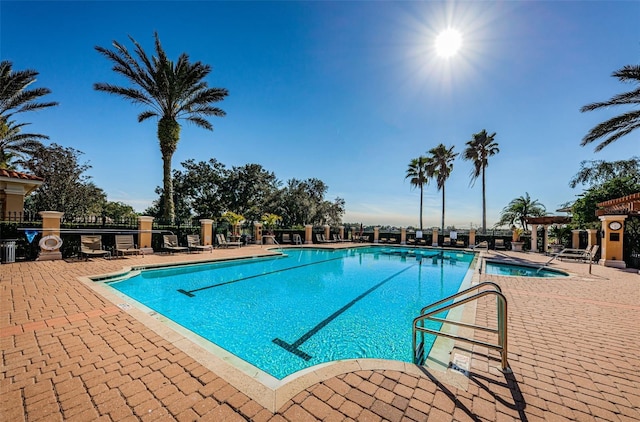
xmin=78 ymin=245 xmax=481 ymax=412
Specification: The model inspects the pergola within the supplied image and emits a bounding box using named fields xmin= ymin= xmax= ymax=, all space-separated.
xmin=524 ymin=216 xmax=572 ymax=253
xmin=596 ymin=192 xmax=640 ymax=216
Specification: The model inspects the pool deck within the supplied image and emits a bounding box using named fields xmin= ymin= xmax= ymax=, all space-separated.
xmin=1 ymin=244 xmax=639 ymax=421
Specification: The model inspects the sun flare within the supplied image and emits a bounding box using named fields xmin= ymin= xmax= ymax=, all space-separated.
xmin=435 ymin=28 xmax=463 ymax=58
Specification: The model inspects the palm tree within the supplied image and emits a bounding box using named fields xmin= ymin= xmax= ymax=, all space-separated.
xmin=426 ymin=144 xmax=458 ymax=232
xmin=405 ymin=156 xmax=430 ymax=231
xmin=462 ymin=129 xmax=499 ymax=233
xmin=0 ymin=119 xmax=49 ymax=169
xmin=580 ymin=64 xmax=640 ymax=152
xmin=496 ymin=192 xmax=546 ymax=229
xmin=94 ymin=32 xmax=229 ymax=222
xmin=0 ymin=60 xmax=58 ymax=167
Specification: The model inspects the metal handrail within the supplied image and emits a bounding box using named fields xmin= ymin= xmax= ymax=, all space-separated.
xmin=412 ymin=282 xmax=510 ymax=372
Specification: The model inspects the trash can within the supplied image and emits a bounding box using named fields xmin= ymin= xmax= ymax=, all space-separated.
xmin=0 ymin=239 xmax=17 ymax=263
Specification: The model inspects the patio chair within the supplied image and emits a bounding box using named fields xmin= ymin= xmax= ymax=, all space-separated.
xmin=115 ymin=235 xmax=141 ymax=258
xmin=455 ymin=240 xmax=465 ymax=247
xmin=494 ymin=239 xmax=506 ymax=250
xmin=162 ymin=234 xmax=189 ymax=254
xmin=187 ymin=234 xmax=213 ymax=253
xmin=217 ymin=233 xmax=242 ymax=248
xmin=282 ymin=233 xmax=292 ymax=244
xmin=442 ymin=237 xmax=451 ymax=246
xmin=80 ymin=235 xmax=111 ymax=260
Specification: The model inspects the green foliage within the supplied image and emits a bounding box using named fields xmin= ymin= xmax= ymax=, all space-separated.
xmin=261 ymin=213 xmax=282 ymax=233
xmin=580 ymin=64 xmax=640 ymax=152
xmin=496 ymin=193 xmax=546 ymax=229
xmin=463 ymin=129 xmax=499 ymax=233
xmin=405 ymin=156 xmax=429 ymax=231
xmin=222 ymin=211 xmax=245 ymax=226
xmin=22 ymin=144 xmax=107 ymax=219
xmin=426 ymin=143 xmax=458 ymax=231
xmin=570 ymin=157 xmax=640 ymax=188
xmin=571 ymin=176 xmax=640 ymax=228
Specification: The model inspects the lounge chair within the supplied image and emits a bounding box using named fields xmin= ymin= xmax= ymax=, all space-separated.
xmin=315 ymin=234 xmax=330 ymax=244
xmin=162 ymin=235 xmax=189 ymax=254
xmin=217 ymin=233 xmax=241 ymax=248
xmin=187 ymin=234 xmax=213 ymax=253
xmin=455 ymin=240 xmax=465 ymax=247
xmin=282 ymin=233 xmax=291 ymax=244
xmin=115 ymin=235 xmax=141 ymax=258
xmin=442 ymin=237 xmax=451 ymax=246
xmin=494 ymin=239 xmax=506 ymax=250
xmin=80 ymin=235 xmax=111 ymax=260
xmin=557 ymin=245 xmax=599 ymax=262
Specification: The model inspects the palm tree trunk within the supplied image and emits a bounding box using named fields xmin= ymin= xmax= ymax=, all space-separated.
xmin=441 ymin=185 xmax=445 ymax=232
xmin=162 ymin=153 xmax=175 ymax=222
xmin=419 ymin=185 xmax=424 ymax=231
xmin=481 ymin=167 xmax=486 ymax=233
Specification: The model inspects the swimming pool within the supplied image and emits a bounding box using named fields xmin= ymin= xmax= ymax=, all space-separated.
xmin=484 ymin=260 xmax=568 ymax=277
xmin=106 ymin=247 xmax=476 ymax=380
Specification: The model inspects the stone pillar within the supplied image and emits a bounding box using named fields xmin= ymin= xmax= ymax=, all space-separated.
xmin=598 ymin=215 xmax=627 ymax=268
xmin=137 ymin=216 xmax=154 ymax=254
xmin=432 ymin=228 xmax=439 ymax=246
xmin=586 ymin=229 xmax=598 ymax=249
xmin=374 ymin=227 xmax=380 ymax=243
xmin=571 ymin=229 xmax=581 ymax=249
xmin=37 ymin=211 xmax=64 ymax=261
xmin=200 ymin=219 xmax=214 ymax=246
xmin=339 ymin=226 xmax=344 ymax=241
xmin=400 ymin=227 xmax=406 ymax=245
xmin=469 ymin=229 xmax=476 ymax=247
xmin=254 ymin=222 xmax=263 ymax=245
xmin=530 ymin=224 xmax=538 ymax=253
xmin=324 ymin=224 xmax=331 ymax=241
xmin=543 ymin=225 xmax=549 ymax=253
xmin=305 ymin=225 xmax=313 ymax=244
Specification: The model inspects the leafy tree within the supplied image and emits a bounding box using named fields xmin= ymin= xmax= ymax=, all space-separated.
xmin=101 ymin=201 xmax=138 ymax=221
xmin=569 ymin=157 xmax=640 ymax=188
xmin=273 ymin=178 xmax=344 ymax=227
xmin=0 ymin=61 xmax=58 ymax=167
xmin=173 ymin=159 xmax=227 ymax=220
xmin=463 ymin=129 xmax=500 ymax=233
xmin=221 ymin=164 xmax=279 ymax=223
xmin=426 ymin=144 xmax=458 ymax=231
xmin=405 ymin=156 xmax=429 ymax=231
xmin=23 ymin=144 xmax=107 ymax=219
xmin=580 ymin=64 xmax=640 ymax=152
xmin=94 ymin=32 xmax=228 ymax=222
xmin=496 ymin=192 xmax=546 ymax=229
xmin=571 ymin=176 xmax=640 ymax=228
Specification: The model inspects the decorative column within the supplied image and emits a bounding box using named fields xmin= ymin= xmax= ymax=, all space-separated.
xmin=324 ymin=224 xmax=331 ymax=241
xmin=400 ymin=227 xmax=406 ymax=245
xmin=543 ymin=225 xmax=550 ymax=253
xmin=571 ymin=229 xmax=581 ymax=249
xmin=138 ymin=216 xmax=154 ymax=255
xmin=586 ymin=229 xmax=598 ymax=249
xmin=432 ymin=228 xmax=439 ymax=246
xmin=469 ymin=229 xmax=476 ymax=247
xmin=254 ymin=222 xmax=263 ymax=245
xmin=37 ymin=211 xmax=64 ymax=261
xmin=598 ymin=215 xmax=627 ymax=268
xmin=200 ymin=219 xmax=213 ymax=246
xmin=305 ymin=225 xmax=313 ymax=244
xmin=373 ymin=227 xmax=380 ymax=243
xmin=530 ymin=224 xmax=538 ymax=253
xmin=339 ymin=226 xmax=344 ymax=241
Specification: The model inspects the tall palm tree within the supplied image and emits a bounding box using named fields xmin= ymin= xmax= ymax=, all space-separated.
xmin=94 ymin=32 xmax=229 ymax=222
xmin=405 ymin=156 xmax=429 ymax=231
xmin=462 ymin=129 xmax=500 ymax=233
xmin=0 ymin=60 xmax=58 ymax=167
xmin=496 ymin=192 xmax=546 ymax=229
xmin=0 ymin=119 xmax=48 ymax=169
xmin=580 ymin=64 xmax=640 ymax=152
xmin=426 ymin=144 xmax=458 ymax=232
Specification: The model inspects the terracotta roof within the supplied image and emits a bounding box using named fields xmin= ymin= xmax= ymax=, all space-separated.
xmin=0 ymin=169 xmax=44 ymax=181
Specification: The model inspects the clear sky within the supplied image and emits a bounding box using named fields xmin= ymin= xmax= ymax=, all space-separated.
xmin=2 ymin=1 xmax=638 ymax=228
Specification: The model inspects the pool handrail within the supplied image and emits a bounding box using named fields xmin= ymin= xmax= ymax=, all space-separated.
xmin=412 ymin=281 xmax=510 ymax=372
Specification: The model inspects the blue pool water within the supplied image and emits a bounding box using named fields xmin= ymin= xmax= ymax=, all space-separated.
xmin=485 ymin=261 xmax=568 ymax=277
xmin=108 ymin=247 xmax=475 ymax=379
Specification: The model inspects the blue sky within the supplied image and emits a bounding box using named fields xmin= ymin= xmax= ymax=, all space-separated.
xmin=2 ymin=1 xmax=638 ymax=228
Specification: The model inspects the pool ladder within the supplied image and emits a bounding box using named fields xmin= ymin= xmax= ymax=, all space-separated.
xmin=412 ymin=282 xmax=510 ymax=372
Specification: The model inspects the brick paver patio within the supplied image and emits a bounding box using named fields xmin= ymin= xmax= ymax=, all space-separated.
xmin=1 ymin=245 xmax=638 ymax=421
